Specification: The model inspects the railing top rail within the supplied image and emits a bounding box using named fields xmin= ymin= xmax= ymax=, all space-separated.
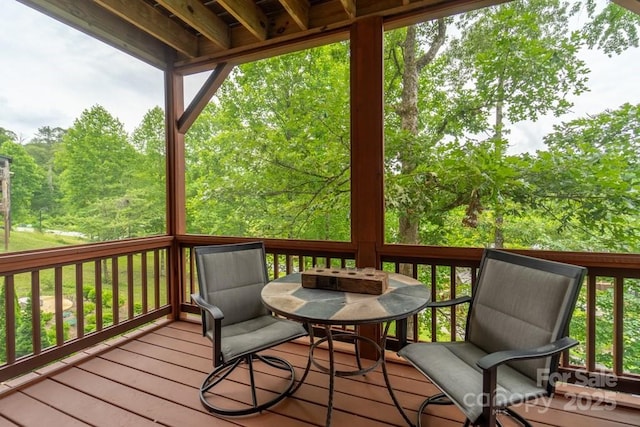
xmin=379 ymin=244 xmax=640 ymax=272
xmin=0 ymin=235 xmax=173 ymax=275
xmin=176 ymin=235 xmax=356 ymax=258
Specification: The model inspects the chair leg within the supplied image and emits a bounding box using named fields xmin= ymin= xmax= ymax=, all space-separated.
xmin=502 ymin=408 xmax=533 ymax=427
xmin=417 ymin=393 xmax=454 ymax=427
xmin=199 ymin=353 xmax=297 ymax=416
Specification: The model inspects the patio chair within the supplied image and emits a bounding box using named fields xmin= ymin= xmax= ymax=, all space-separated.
xmin=191 ymin=242 xmax=308 ymax=416
xmin=398 ymin=249 xmax=587 ymax=427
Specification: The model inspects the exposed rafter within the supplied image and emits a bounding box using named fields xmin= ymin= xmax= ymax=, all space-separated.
xmin=155 ymin=0 xmax=231 ymax=50
xmin=218 ymin=0 xmax=269 ymax=41
xmin=18 ymin=0 xmax=510 ymax=72
xmin=95 ymin=0 xmax=198 ymax=58
xmin=338 ymin=0 xmax=356 ymax=19
xmin=278 ymin=0 xmax=310 ymax=30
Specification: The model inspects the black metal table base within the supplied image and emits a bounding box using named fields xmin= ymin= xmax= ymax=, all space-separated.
xmin=291 ymin=322 xmax=415 ymax=427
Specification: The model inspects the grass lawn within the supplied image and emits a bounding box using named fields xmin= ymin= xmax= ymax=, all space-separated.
xmin=2 ymin=229 xmax=168 ymax=320
xmin=1 ymin=229 xmax=87 ymax=253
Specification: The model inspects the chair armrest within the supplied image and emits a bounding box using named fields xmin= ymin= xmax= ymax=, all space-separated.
xmin=191 ymin=293 xmax=224 ymax=320
xmin=191 ymin=293 xmax=225 ymax=365
xmin=428 ymin=295 xmax=472 ymax=308
xmin=477 ymin=336 xmax=578 ymax=370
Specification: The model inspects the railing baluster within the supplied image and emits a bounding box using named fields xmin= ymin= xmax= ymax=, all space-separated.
xmin=31 ymin=271 xmax=42 ymax=354
xmin=141 ymin=252 xmax=148 ymax=314
xmin=127 ymin=254 xmax=134 ymax=319
xmin=274 ymin=253 xmax=281 ymax=278
xmin=586 ymin=274 xmax=596 ymax=371
xmin=5 ymin=275 xmax=16 ymax=364
xmin=155 ymin=249 xmax=161 ymax=309
xmin=112 ymin=257 xmax=119 ymax=325
xmin=95 ymin=259 xmax=103 ymax=331
xmin=75 ymin=264 xmax=84 ymax=340
xmin=614 ymin=275 xmax=624 ymax=376
xmin=430 ymin=264 xmax=437 ymax=342
xmin=450 ymin=265 xmax=457 ymax=342
xmin=54 ymin=267 xmax=64 ymax=346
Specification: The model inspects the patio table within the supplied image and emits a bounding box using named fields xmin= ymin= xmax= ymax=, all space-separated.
xmin=261 ymin=270 xmax=430 ymax=426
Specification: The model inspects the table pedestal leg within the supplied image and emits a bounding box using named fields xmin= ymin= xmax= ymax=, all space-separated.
xmin=326 ymin=325 xmax=335 ymax=427
xmin=306 ymin=323 xmax=415 ymax=427
xmin=381 ymin=321 xmax=416 ymax=427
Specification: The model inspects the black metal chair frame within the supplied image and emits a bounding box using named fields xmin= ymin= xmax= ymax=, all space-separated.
xmin=399 ymin=249 xmax=587 ymax=427
xmin=192 ymin=242 xmax=308 ymax=416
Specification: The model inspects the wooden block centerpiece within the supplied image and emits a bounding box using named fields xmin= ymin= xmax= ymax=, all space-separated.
xmin=301 ymin=267 xmax=389 ymax=295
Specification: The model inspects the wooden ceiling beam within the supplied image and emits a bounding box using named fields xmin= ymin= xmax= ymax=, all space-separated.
xmin=338 ymin=0 xmax=356 ymax=19
xmin=612 ymin=0 xmax=640 ymax=15
xmin=155 ymin=0 xmax=231 ymax=49
xmin=278 ymin=0 xmax=310 ymax=30
xmin=94 ymin=0 xmax=198 ymax=58
xmin=16 ymin=0 xmax=170 ymax=69
xmin=218 ymin=0 xmax=269 ymax=41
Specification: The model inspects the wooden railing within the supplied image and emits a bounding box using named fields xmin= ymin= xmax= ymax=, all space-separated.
xmin=0 ymin=236 xmax=173 ymax=382
xmin=2 ymin=234 xmax=639 ymax=395
xmin=179 ymin=237 xmax=640 ymax=394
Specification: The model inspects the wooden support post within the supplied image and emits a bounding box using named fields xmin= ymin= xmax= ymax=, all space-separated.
xmin=166 ymin=67 xmax=186 ymax=320
xmin=350 ymin=15 xmax=384 ymax=359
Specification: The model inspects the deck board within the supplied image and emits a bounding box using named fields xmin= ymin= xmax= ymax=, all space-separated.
xmin=0 ymin=320 xmax=638 ymax=427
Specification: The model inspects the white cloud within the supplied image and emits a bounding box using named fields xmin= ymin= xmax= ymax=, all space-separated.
xmin=0 ymin=1 xmax=164 ymax=140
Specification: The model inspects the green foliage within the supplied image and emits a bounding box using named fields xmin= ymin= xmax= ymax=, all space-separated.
xmin=130 ymin=106 xmax=166 ymax=235
xmin=383 ymin=0 xmax=589 ymax=248
xmin=55 ymin=105 xmax=144 ymax=240
xmin=582 ymin=0 xmax=640 ymax=55
xmin=0 ymin=140 xmax=46 ymax=224
xmin=85 ymin=288 xmax=123 ymax=309
xmin=186 ymin=42 xmax=351 ymax=239
xmin=524 ymin=103 xmax=640 ymax=251
xmin=24 ymin=126 xmax=66 ymax=221
xmin=15 ymin=298 xmax=53 ymax=358
xmin=0 ymin=128 xmax=17 ymax=144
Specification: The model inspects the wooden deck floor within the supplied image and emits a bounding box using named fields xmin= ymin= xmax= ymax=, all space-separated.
xmin=0 ymin=320 xmax=638 ymax=427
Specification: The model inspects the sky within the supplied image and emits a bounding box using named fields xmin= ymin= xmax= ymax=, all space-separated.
xmin=0 ymin=0 xmax=638 ymax=153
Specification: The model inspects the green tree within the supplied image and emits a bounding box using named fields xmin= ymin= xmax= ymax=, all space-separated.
xmin=581 ymin=0 xmax=640 ymax=55
xmin=186 ymin=43 xmax=351 ymax=240
xmin=0 ymin=128 xmax=17 ymax=144
xmin=451 ymin=1 xmax=588 ymax=247
xmin=524 ymin=103 xmax=640 ymax=252
xmin=130 ymin=106 xmax=166 ymax=235
xmin=56 ymin=105 xmax=138 ymax=240
xmin=385 ymin=0 xmax=589 ymax=248
xmin=24 ymin=126 xmax=67 ymax=228
xmin=0 ymin=140 xmax=46 ymax=224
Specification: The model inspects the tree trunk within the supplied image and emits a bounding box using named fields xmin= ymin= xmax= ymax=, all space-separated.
xmin=396 ymin=22 xmax=446 ymax=248
xmin=398 ymin=26 xmax=420 ymax=248
xmin=493 ymin=83 xmax=505 ymax=249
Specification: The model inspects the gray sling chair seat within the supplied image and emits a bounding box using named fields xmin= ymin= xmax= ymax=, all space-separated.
xmin=191 ymin=242 xmax=308 ymax=416
xmin=398 ymin=249 xmax=587 ymax=427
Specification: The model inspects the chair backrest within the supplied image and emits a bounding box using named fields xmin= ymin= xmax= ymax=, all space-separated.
xmin=467 ymin=249 xmax=586 ymax=384
xmin=194 ymin=242 xmax=270 ymax=327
